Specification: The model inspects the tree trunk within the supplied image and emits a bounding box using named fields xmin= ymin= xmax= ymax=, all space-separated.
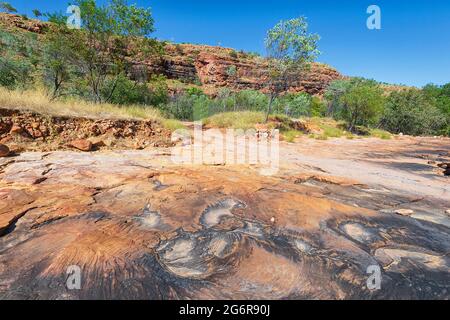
xmin=265 ymin=94 xmax=275 ymax=123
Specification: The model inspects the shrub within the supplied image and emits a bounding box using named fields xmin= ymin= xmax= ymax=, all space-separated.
xmin=148 ymin=75 xmax=169 ymax=106
xmin=324 ymin=80 xmax=352 ymax=117
xmin=105 ymin=74 xmax=168 ymax=106
xmin=0 ymin=58 xmax=33 ymax=89
xmin=380 ymin=89 xmax=446 ymax=136
xmin=186 ymin=87 xmax=205 ymax=97
xmin=422 ymin=83 xmax=450 ymax=136
xmin=229 ymin=50 xmax=238 ymax=59
xmin=339 ymin=83 xmax=384 ymax=131
xmin=204 ymin=111 xmax=266 ymax=130
xmin=226 ymin=65 xmax=237 ymax=77
xmin=324 ymin=78 xmax=379 ymax=119
xmin=0 ymin=60 xmax=18 ymax=88
xmin=0 ymin=2 xmax=17 ymax=13
xmin=310 ymin=96 xmax=327 ymax=117
xmin=162 ymin=88 xmax=209 ymax=121
xmin=234 ymin=90 xmax=268 ymax=112
xmin=273 ymin=93 xmax=311 ymax=117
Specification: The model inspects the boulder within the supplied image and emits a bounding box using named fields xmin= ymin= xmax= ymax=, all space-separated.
xmin=68 ymin=139 xmax=93 ymax=152
xmin=89 ymin=137 xmax=106 ymax=148
xmin=0 ymin=144 xmax=10 ymax=157
xmin=395 ymin=209 xmax=414 ymax=216
xmin=9 ymin=125 xmax=24 ymax=135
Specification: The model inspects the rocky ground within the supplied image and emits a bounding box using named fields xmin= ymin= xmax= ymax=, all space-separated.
xmin=0 ymin=134 xmax=449 ymax=299
xmin=0 ymin=108 xmax=173 ymax=153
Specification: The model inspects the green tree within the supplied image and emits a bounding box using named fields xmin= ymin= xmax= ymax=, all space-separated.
xmin=310 ymin=96 xmax=326 ymax=117
xmin=324 ymin=80 xmax=352 ymax=117
xmin=324 ymin=78 xmax=380 ymax=119
xmin=381 ymin=89 xmax=447 ymax=136
xmin=0 ymin=30 xmax=38 ymax=89
xmin=423 ymin=83 xmax=450 ymax=116
xmin=47 ymin=0 xmax=162 ymax=103
xmin=340 ymin=83 xmax=384 ymax=131
xmin=104 ymin=73 xmax=167 ymax=106
xmin=0 ymin=2 xmax=17 ymax=13
xmin=42 ymin=24 xmax=81 ymax=99
xmin=264 ymin=17 xmax=320 ymax=121
xmin=234 ymin=90 xmax=268 ymax=112
xmin=274 ymin=93 xmax=311 ymax=117
xmin=32 ymin=9 xmax=42 ymax=18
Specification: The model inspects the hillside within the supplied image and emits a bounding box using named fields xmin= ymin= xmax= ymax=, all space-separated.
xmin=0 ymin=13 xmax=342 ymax=96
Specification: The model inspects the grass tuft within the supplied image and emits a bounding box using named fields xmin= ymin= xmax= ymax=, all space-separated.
xmin=370 ymin=128 xmax=392 ymax=139
xmin=204 ymin=111 xmax=266 ymax=130
xmin=282 ymin=130 xmax=302 ymax=142
xmin=0 ymin=87 xmax=183 ymax=130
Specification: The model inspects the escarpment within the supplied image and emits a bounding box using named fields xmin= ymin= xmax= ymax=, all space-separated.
xmin=0 ymin=13 xmax=343 ymax=96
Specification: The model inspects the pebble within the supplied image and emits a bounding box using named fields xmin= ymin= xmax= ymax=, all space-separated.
xmin=395 ymin=209 xmax=414 ymax=216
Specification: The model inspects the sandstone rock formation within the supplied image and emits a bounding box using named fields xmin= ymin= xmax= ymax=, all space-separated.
xmin=146 ymin=43 xmax=343 ymax=96
xmin=0 ymin=136 xmax=449 ymax=299
xmin=0 ymin=144 xmax=9 ymax=157
xmin=0 ymin=13 xmax=46 ymax=33
xmin=68 ymin=139 xmax=93 ymax=152
xmin=0 ymin=13 xmax=343 ymax=96
xmin=0 ymin=108 xmax=172 ymax=152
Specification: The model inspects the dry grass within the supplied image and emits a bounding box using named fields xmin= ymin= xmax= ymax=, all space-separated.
xmin=0 ymin=87 xmax=183 ymax=130
xmin=282 ymin=130 xmax=303 ymax=142
xmin=369 ymin=128 xmax=392 ymax=140
xmin=204 ymin=111 xmax=267 ymax=130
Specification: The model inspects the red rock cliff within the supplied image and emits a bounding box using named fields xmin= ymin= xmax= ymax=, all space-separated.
xmin=146 ymin=43 xmax=343 ymax=96
xmin=1 ymin=13 xmax=343 ymax=96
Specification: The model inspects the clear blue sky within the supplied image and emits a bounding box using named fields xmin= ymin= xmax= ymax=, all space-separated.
xmin=8 ymin=0 xmax=450 ymax=87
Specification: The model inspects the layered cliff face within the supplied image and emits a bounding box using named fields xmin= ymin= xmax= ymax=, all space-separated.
xmin=0 ymin=13 xmax=46 ymax=33
xmin=151 ymin=43 xmax=343 ymax=96
xmin=0 ymin=13 xmax=343 ymax=96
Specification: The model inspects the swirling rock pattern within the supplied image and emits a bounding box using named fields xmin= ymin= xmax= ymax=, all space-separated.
xmin=0 ymin=136 xmax=449 ymax=299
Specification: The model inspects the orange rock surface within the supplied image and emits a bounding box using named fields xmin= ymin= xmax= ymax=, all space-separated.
xmin=0 ymin=136 xmax=449 ymax=299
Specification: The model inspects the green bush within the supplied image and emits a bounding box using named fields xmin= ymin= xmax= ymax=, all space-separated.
xmin=380 ymin=89 xmax=447 ymax=136
xmin=229 ymin=50 xmax=238 ymax=59
xmin=105 ymin=74 xmax=168 ymax=106
xmin=339 ymin=83 xmax=384 ymax=131
xmin=324 ymin=80 xmax=351 ymax=117
xmin=310 ymin=96 xmax=327 ymax=117
xmin=0 ymin=30 xmax=38 ymax=90
xmin=0 ymin=60 xmax=18 ymax=88
xmin=273 ymin=93 xmax=311 ymax=117
xmin=234 ymin=90 xmax=268 ymax=112
xmin=422 ymin=83 xmax=450 ymax=136
xmin=324 ymin=78 xmax=379 ymax=119
xmin=162 ymin=89 xmax=209 ymax=121
xmin=148 ymin=75 xmax=169 ymax=106
xmin=0 ymin=58 xmax=33 ymax=89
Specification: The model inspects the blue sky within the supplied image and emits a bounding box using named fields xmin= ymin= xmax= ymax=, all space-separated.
xmin=7 ymin=0 xmax=450 ymax=87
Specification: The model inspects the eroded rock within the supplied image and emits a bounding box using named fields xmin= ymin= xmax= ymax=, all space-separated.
xmin=0 ymin=137 xmax=449 ymax=300
xmin=0 ymin=144 xmax=9 ymax=157
xmin=68 ymin=139 xmax=93 ymax=152
xmin=395 ymin=209 xmax=414 ymax=216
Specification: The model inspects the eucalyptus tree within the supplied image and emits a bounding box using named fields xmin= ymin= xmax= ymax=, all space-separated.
xmin=264 ymin=17 xmax=320 ymax=121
